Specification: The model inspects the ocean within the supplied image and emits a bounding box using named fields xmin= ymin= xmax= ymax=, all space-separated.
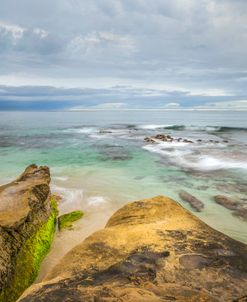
xmin=0 ymin=110 xmax=246 ymax=279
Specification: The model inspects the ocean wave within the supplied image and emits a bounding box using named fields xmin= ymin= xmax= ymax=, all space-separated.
xmin=143 ymin=143 xmax=247 ymax=171
xmin=51 ymin=185 xmax=84 ymax=213
xmin=63 ymin=127 xmax=98 ymax=134
xmin=138 ymin=124 xmax=247 ymax=132
xmin=53 ymin=176 xmax=69 ymax=181
xmin=87 ymin=196 xmax=108 ymax=206
xmin=137 ymin=124 xmax=175 ymax=130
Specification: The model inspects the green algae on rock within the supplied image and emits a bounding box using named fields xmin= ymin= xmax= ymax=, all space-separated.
xmin=0 ymin=165 xmax=58 ymax=302
xmin=58 ymin=210 xmax=84 ymax=230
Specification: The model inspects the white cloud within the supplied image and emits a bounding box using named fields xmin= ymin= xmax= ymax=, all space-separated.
xmin=194 ymin=100 xmax=247 ymax=110
xmin=33 ymin=28 xmax=48 ymax=39
xmin=0 ymin=0 xmax=247 ymax=110
xmin=69 ymin=102 xmax=127 ymax=111
xmin=0 ymin=21 xmax=25 ymax=39
xmin=164 ymin=102 xmax=180 ymax=108
xmin=67 ymin=31 xmax=136 ymax=57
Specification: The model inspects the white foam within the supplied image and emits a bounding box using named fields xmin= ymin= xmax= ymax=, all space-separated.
xmin=138 ymin=124 xmax=173 ymax=130
xmin=89 ymin=128 xmax=130 ymax=139
xmin=53 ymin=176 xmax=69 ymax=181
xmin=184 ymin=125 xmax=220 ymax=132
xmin=143 ymin=143 xmax=193 ymax=158
xmin=87 ymin=196 xmax=107 ymax=206
xmin=143 ymin=143 xmax=247 ymax=171
xmin=64 ymin=127 xmax=97 ymax=134
xmin=190 ymin=156 xmax=247 ymax=171
xmin=51 ymin=185 xmax=84 ymax=213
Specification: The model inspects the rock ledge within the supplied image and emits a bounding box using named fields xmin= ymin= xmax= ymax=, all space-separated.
xmin=0 ymin=165 xmax=57 ymax=302
xmin=19 ymin=196 xmax=247 ymax=302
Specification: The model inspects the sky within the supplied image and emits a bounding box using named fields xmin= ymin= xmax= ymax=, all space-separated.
xmin=0 ymin=0 xmax=247 ymax=110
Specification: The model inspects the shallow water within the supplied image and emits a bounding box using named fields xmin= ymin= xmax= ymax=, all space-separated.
xmin=0 ymin=110 xmax=246 ymax=280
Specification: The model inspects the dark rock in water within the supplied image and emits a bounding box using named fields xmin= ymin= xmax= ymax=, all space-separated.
xmin=98 ymin=145 xmax=132 ymax=161
xmin=179 ymin=190 xmax=204 ymax=211
xmin=144 ymin=134 xmax=229 ymax=146
xmin=19 ymin=196 xmax=247 ymax=302
xmin=214 ymin=195 xmax=240 ymax=210
xmin=216 ymin=183 xmax=247 ymax=194
xmin=0 ymin=165 xmax=58 ymax=302
xmin=144 ymin=137 xmax=156 ymax=144
xmin=214 ymin=195 xmax=247 ymax=222
xmin=183 ymin=139 xmax=193 ymax=143
xmin=233 ymin=208 xmax=247 ymax=220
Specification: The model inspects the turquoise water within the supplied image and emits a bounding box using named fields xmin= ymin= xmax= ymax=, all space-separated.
xmin=0 ymin=110 xmax=246 ymax=279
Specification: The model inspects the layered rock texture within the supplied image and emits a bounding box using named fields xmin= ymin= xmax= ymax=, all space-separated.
xmin=0 ymin=165 xmax=57 ymax=302
xmin=19 ymin=196 xmax=247 ymax=302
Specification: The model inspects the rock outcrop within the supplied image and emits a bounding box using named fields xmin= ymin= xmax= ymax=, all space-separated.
xmin=19 ymin=196 xmax=247 ymax=301
xmin=0 ymin=164 xmax=58 ymax=302
xmin=179 ymin=190 xmax=204 ymax=212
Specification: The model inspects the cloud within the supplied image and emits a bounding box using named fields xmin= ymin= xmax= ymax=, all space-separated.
xmin=163 ymin=102 xmax=180 ymax=108
xmin=0 ymin=0 xmax=246 ymax=110
xmin=0 ymin=84 xmax=244 ymax=111
xmin=0 ymin=21 xmax=25 ymax=40
xmin=71 ymin=102 xmax=127 ymax=110
xmin=194 ymin=100 xmax=247 ymax=110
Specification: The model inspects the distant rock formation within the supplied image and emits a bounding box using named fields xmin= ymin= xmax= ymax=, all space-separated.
xmin=0 ymin=165 xmax=58 ymax=302
xmin=144 ymin=134 xmax=227 ymax=145
xmin=19 ymin=196 xmax=247 ymax=301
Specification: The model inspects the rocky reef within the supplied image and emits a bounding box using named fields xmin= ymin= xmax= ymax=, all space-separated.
xmin=19 ymin=196 xmax=247 ymax=301
xmin=144 ymin=133 xmax=228 ymax=144
xmin=0 ymin=164 xmax=58 ymax=302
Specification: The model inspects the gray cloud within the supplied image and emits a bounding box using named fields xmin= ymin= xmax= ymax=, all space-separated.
xmin=0 ymin=0 xmax=247 ymax=109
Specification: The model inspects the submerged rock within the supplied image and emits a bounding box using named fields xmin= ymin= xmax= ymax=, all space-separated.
xmin=214 ymin=195 xmax=240 ymax=210
xmin=19 ymin=196 xmax=247 ymax=301
xmin=179 ymin=190 xmax=204 ymax=211
xmin=58 ymin=211 xmax=84 ymax=230
xmin=214 ymin=195 xmax=247 ymax=221
xmin=0 ymin=164 xmax=58 ymax=302
xmin=216 ymin=183 xmax=247 ymax=194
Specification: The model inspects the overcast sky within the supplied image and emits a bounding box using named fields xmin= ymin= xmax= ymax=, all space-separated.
xmin=0 ymin=0 xmax=247 ymax=110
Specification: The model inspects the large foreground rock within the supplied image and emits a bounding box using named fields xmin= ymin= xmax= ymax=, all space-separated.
xmin=0 ymin=165 xmax=57 ymax=302
xmin=20 ymin=196 xmax=247 ymax=302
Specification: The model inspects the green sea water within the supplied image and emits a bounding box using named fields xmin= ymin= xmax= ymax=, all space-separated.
xmin=0 ymin=110 xmax=246 ymax=279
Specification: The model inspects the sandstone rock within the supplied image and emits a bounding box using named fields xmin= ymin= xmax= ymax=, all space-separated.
xmin=19 ymin=196 xmax=247 ymax=302
xmin=0 ymin=164 xmax=58 ymax=302
xmin=179 ymin=190 xmax=204 ymax=211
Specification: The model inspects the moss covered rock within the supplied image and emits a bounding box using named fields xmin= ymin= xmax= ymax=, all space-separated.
xmin=0 ymin=165 xmax=58 ymax=302
xmin=58 ymin=210 xmax=84 ymax=230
